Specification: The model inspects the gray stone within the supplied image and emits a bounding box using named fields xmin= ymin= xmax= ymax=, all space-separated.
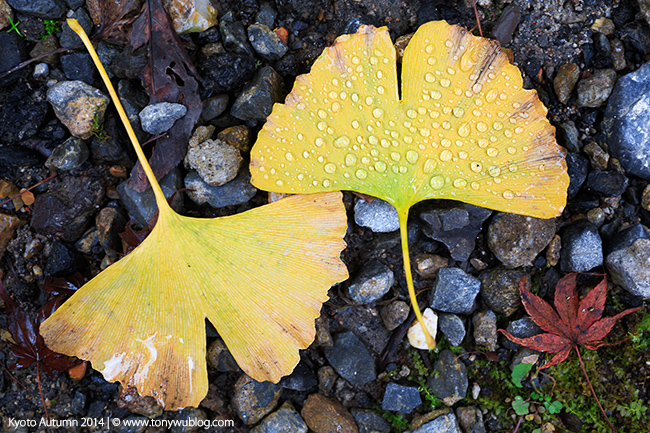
xmin=256 ymin=1 xmax=277 ymax=28
xmin=455 ymin=406 xmax=486 ymax=433
xmin=560 ymin=220 xmax=603 ymax=272
xmin=323 ymin=331 xmax=376 ymax=386
xmin=139 ymin=102 xmax=187 ymax=135
xmin=45 ymin=137 xmax=89 ymax=170
xmin=556 ymin=121 xmax=580 ymax=153
xmin=502 ymin=317 xmax=542 ymax=350
xmin=117 ymin=79 xmax=148 ymax=143
xmin=206 ymin=339 xmax=240 ymax=372
xmin=248 ymin=23 xmax=288 ymax=60
xmin=606 ymin=238 xmax=650 ymax=299
xmin=586 ymin=171 xmax=629 ymax=197
xmin=479 ymin=269 xmax=529 ymax=317
xmin=184 ymin=169 xmax=258 ymax=209
xmin=607 ymin=223 xmax=650 ymax=254
xmin=231 ymin=66 xmax=283 ymax=122
xmin=472 ymin=310 xmax=498 ymax=352
xmin=0 ymin=32 xmax=25 ymax=87
xmin=641 ymin=0 xmax=650 ymax=26
xmin=351 ymin=408 xmax=391 ymax=433
xmin=59 ymin=8 xmax=93 ymax=48
xmin=439 ymin=313 xmax=466 ymax=347
xmin=553 ymin=63 xmax=580 ymax=105
xmin=7 ymin=0 xmax=65 ymax=19
xmin=410 ymin=413 xmax=462 ymax=433
xmin=200 ymin=94 xmax=229 ymax=122
xmin=603 ymin=60 xmax=650 ymax=180
xmin=117 ymin=168 xmax=184 ymax=227
xmin=47 ymin=81 xmax=110 ymax=139
xmin=487 ymin=213 xmax=556 ymax=268
xmin=430 ymin=268 xmax=481 ymax=315
xmin=382 ymin=383 xmax=422 ymax=414
xmin=611 ymin=38 xmax=626 ymax=71
xmin=219 ymin=12 xmax=254 ymax=56
xmin=381 ymin=300 xmax=410 ymax=331
xmin=33 ymin=63 xmax=49 ymax=78
xmin=428 ymin=350 xmax=468 ymax=407
xmin=170 ymin=408 xmax=208 ymax=433
xmin=232 ymin=375 xmax=282 ymax=425
xmin=566 ymin=152 xmax=589 ymax=198
xmin=185 ymin=139 xmax=243 ymax=186
xmin=354 ymin=198 xmax=399 ymax=232
xmin=252 ymin=401 xmax=307 ymax=433
xmin=347 ymin=260 xmax=394 ymax=304
xmin=61 ymin=53 xmax=98 ymax=85
xmin=577 ymin=69 xmax=617 ymax=108
xmin=75 ymin=227 xmax=99 ymax=254
xmin=418 ymin=201 xmax=492 ymax=261
xmin=279 ymin=363 xmax=317 ymax=391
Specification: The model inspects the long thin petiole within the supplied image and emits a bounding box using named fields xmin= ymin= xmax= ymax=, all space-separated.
xmin=398 ymin=209 xmax=436 ymax=349
xmin=66 ymin=19 xmax=169 ymax=212
xmin=576 ymin=347 xmax=617 ymax=432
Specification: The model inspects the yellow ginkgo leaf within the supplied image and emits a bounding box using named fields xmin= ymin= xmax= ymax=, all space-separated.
xmin=250 ymin=22 xmax=569 ymax=348
xmin=41 ymin=19 xmax=348 ymax=410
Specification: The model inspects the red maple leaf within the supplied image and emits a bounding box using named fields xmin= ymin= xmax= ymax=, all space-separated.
xmin=500 ymin=273 xmax=641 ymax=369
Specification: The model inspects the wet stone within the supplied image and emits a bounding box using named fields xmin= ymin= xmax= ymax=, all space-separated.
xmin=487 ymin=213 xmax=556 ymax=268
xmin=170 ymin=408 xmax=208 ymax=433
xmin=117 ymin=387 xmax=162 ymax=418
xmin=583 ymin=142 xmax=609 ymax=171
xmin=380 ymin=300 xmax=410 ymax=331
xmin=608 ymin=224 xmax=650 ymax=254
xmin=553 ymin=63 xmax=580 ymax=105
xmin=31 ymin=176 xmax=104 ymax=242
xmin=0 ymin=0 xmax=10 ymax=30
xmin=419 ymin=202 xmax=492 ymax=261
xmin=252 ymin=401 xmax=307 ymax=433
xmin=0 ymin=81 xmax=48 ymax=143
xmin=199 ymin=53 xmax=256 ymax=95
xmin=414 ymin=253 xmax=448 ymax=279
xmin=33 ymin=63 xmax=49 ymax=78
xmin=439 ymin=313 xmax=466 ymax=347
xmin=184 ymin=169 xmax=258 ymax=209
xmin=606 ymin=237 xmax=650 ymax=299
xmin=96 ymin=207 xmax=126 ymax=252
xmin=256 ymin=1 xmax=277 ymax=28
xmin=74 ymin=227 xmax=99 ymax=255
xmin=352 ymin=409 xmax=390 ymax=433
xmin=206 ymin=338 xmax=240 ymax=372
xmin=220 ymin=12 xmax=254 ymax=56
xmin=587 ymin=207 xmax=607 ymax=228
xmin=427 ymin=350 xmax=468 ymax=406
xmin=611 ymin=38 xmax=626 ymax=71
xmin=354 ymin=198 xmax=399 ymax=233
xmin=279 ymin=362 xmax=317 ymax=391
xmin=586 ymin=170 xmax=629 ymax=197
xmin=45 ymin=137 xmax=89 ymax=171
xmin=231 ymin=66 xmax=283 ymax=122
xmin=248 ymin=23 xmax=288 ymax=60
xmin=556 ymin=121 xmax=580 ymax=153
xmin=118 ymin=169 xmax=184 ymax=227
xmin=577 ymin=69 xmax=617 ymax=108
xmin=566 ymin=152 xmax=589 ymax=198
xmin=185 ymin=139 xmax=243 ymax=186
xmin=411 ymin=413 xmax=462 ymax=433
xmin=0 ymin=213 xmax=23 ymax=260
xmin=561 ymin=220 xmax=603 ymax=272
xmin=0 ymin=32 xmax=26 ymax=87
xmin=430 ymin=267 xmax=481 ymax=315
xmin=6 ymin=0 xmax=65 ymax=19
xmin=603 ymin=60 xmax=650 ymax=181
xmin=59 ymin=8 xmax=93 ymax=48
xmin=200 ymin=94 xmax=229 ymax=122
xmin=323 ymin=331 xmax=376 ymax=386
xmin=301 ymin=394 xmax=358 ymax=433
xmin=502 ymin=317 xmax=542 ymax=350
xmin=218 ymin=125 xmax=253 ymax=153
xmin=489 ymin=4 xmax=520 ymax=46
xmin=347 ymin=260 xmax=394 ymax=304
xmin=382 ymin=383 xmax=422 ymax=414
xmin=47 ymin=80 xmax=110 ymax=140
xmin=30 ymin=34 xmax=60 ymax=66
xmin=139 ymin=102 xmax=187 ymax=135
xmin=232 ymin=375 xmax=282 ymax=425
xmin=479 ymin=269 xmax=528 ymax=317
xmin=116 ymin=416 xmax=147 ymax=433
xmin=317 ymin=366 xmax=337 ymax=394
xmin=61 ymin=53 xmax=98 ymax=85
xmin=455 ymin=406 xmax=486 ymax=433
xmin=45 ymin=240 xmax=78 ymax=276
xmin=472 ymin=310 xmax=498 ymax=352
xmin=162 ymin=0 xmax=218 ymax=33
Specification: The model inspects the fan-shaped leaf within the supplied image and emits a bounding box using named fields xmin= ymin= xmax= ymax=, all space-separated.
xmin=41 ymin=19 xmax=349 ymax=410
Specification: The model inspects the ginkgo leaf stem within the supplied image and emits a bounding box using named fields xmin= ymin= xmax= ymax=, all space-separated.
xmin=575 ymin=347 xmax=617 ymax=432
xmin=66 ymin=19 xmax=169 ymax=213
xmin=398 ymin=209 xmax=436 ymax=350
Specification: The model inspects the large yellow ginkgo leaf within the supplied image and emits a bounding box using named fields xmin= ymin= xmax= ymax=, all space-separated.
xmin=41 ymin=19 xmax=348 ymax=410
xmin=250 ymin=21 xmax=569 ymax=348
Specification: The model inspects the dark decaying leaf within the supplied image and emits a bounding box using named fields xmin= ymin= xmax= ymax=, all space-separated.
xmin=0 ymin=280 xmax=79 ymax=376
xmin=88 ymin=0 xmax=142 ymax=44
xmin=127 ymin=0 xmax=202 ymax=192
xmin=119 ymin=216 xmax=152 ymax=254
xmin=42 ymin=274 xmax=86 ymax=297
xmin=500 ymin=274 xmax=641 ymax=369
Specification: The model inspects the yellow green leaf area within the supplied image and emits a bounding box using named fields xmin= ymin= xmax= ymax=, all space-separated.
xmin=251 ymin=21 xmax=569 ymax=217
xmin=41 ymin=191 xmax=348 ymax=409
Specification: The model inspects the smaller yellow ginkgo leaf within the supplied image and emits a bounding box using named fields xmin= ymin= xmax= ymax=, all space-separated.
xmin=40 ymin=19 xmax=349 ymax=410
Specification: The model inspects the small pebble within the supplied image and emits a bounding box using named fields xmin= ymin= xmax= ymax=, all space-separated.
xmin=346 ymin=260 xmax=394 ymax=304
xmin=382 ymin=383 xmax=422 ymax=414
xmin=472 ymin=310 xmax=498 ymax=352
xmin=380 ymin=300 xmax=410 ymax=331
xmin=354 ymin=198 xmax=399 ymax=233
xmin=414 ymin=254 xmax=448 ymax=278
xmin=577 ymin=69 xmax=617 ymax=108
xmin=184 ymin=139 xmax=243 ymax=186
xmin=139 ymin=102 xmax=187 ymax=135
xmin=33 ymin=62 xmax=49 ymax=78
xmin=583 ymin=142 xmax=609 ymax=170
xmin=553 ymin=63 xmax=580 ymax=105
